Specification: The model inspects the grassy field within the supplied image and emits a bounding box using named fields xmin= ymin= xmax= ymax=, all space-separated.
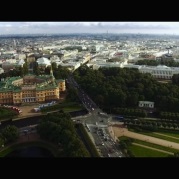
xmin=128 ymin=128 xmax=179 ymax=143
xmin=63 ymin=105 xmax=84 ymax=112
xmin=132 ymin=138 xmax=179 ymax=153
xmin=128 ymin=145 xmax=172 ymax=157
xmin=41 ymin=102 xmax=85 ymax=113
xmin=119 ymin=136 xmax=179 ymax=157
xmin=155 ymin=131 xmax=179 ymax=138
xmin=119 ymin=136 xmax=179 ymax=153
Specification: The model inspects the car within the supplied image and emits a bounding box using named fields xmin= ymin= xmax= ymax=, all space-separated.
xmin=92 ymin=108 xmax=94 ymax=111
xmin=23 ymin=129 xmax=28 ymax=134
xmin=101 ymin=142 xmax=104 ymax=146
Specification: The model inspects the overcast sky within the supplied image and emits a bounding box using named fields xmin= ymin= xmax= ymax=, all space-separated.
xmin=0 ymin=22 xmax=179 ymax=35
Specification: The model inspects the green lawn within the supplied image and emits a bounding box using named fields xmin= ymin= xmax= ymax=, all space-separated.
xmin=128 ymin=145 xmax=172 ymax=157
xmin=119 ymin=136 xmax=179 ymax=154
xmin=132 ymin=139 xmax=179 ymax=153
xmin=63 ymin=105 xmax=84 ymax=112
xmin=41 ymin=102 xmax=85 ymax=113
xmin=128 ymin=128 xmax=179 ymax=143
xmin=156 ymin=131 xmax=179 ymax=138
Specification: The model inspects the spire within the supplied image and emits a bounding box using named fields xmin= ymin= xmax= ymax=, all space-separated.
xmin=50 ymin=63 xmax=54 ymax=77
xmin=50 ymin=62 xmax=55 ymax=85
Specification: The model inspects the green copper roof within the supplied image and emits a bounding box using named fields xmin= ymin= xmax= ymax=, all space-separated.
xmin=0 ymin=75 xmax=61 ymax=93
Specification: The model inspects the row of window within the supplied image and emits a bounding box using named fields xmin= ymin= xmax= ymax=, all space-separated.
xmin=152 ymin=75 xmax=172 ymax=79
xmin=152 ymin=71 xmax=172 ymax=75
xmin=141 ymin=70 xmax=173 ymax=75
xmin=13 ymin=96 xmax=21 ymax=98
xmin=140 ymin=103 xmax=153 ymax=107
xmin=3 ymin=92 xmax=57 ymax=99
xmin=0 ymin=95 xmax=12 ymax=98
xmin=0 ymin=93 xmax=12 ymax=95
xmin=22 ymin=91 xmax=35 ymax=94
xmin=0 ymin=100 xmax=12 ymax=103
xmin=14 ymin=100 xmax=21 ymax=103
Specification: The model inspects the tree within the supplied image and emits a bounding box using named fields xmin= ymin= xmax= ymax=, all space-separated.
xmin=95 ymin=95 xmax=105 ymax=107
xmin=33 ymin=62 xmax=40 ymax=76
xmin=172 ymin=74 xmax=179 ymax=85
xmin=37 ymin=112 xmax=90 ymax=157
xmin=119 ymin=140 xmax=127 ymax=149
xmin=45 ymin=66 xmax=51 ymax=75
xmin=23 ymin=61 xmax=29 ymax=75
xmin=51 ymin=62 xmax=57 ymax=70
xmin=66 ymin=87 xmax=79 ymax=102
xmin=174 ymin=152 xmax=179 ymax=157
xmin=0 ymin=137 xmax=4 ymax=147
xmin=1 ymin=125 xmax=19 ymax=143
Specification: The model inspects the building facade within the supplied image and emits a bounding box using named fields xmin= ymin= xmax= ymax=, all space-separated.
xmin=123 ymin=64 xmax=179 ymax=80
xmin=139 ymin=101 xmax=154 ymax=108
xmin=0 ymin=72 xmax=65 ymax=105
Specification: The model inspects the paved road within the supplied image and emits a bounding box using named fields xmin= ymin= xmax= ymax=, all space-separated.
xmin=69 ymin=74 xmax=125 ymax=157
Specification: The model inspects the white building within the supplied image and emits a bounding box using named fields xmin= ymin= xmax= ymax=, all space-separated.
xmin=139 ymin=101 xmax=154 ymax=108
xmin=16 ymin=54 xmax=26 ymax=60
xmin=60 ymin=62 xmax=81 ymax=71
xmin=91 ymin=60 xmax=128 ymax=70
xmin=0 ymin=67 xmax=4 ymax=74
xmin=16 ymin=59 xmax=25 ymax=67
xmin=37 ymin=57 xmax=51 ymax=68
xmin=5 ymin=59 xmax=17 ymax=64
xmin=122 ymin=64 xmax=179 ymax=79
xmin=152 ymin=51 xmax=167 ymax=58
xmin=50 ymin=55 xmax=61 ymax=63
xmin=139 ymin=65 xmax=176 ymax=79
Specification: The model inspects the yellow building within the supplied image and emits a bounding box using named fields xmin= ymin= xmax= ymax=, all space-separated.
xmin=0 ymin=73 xmax=65 ymax=105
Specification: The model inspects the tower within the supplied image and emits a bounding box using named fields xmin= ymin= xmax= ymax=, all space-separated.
xmin=50 ymin=63 xmax=55 ymax=85
xmin=13 ymin=39 xmax=16 ymax=49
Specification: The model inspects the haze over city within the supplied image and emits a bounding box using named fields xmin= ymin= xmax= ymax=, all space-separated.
xmin=0 ymin=22 xmax=179 ymax=35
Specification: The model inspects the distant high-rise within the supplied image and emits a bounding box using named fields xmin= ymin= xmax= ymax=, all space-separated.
xmin=13 ymin=39 xmax=16 ymax=48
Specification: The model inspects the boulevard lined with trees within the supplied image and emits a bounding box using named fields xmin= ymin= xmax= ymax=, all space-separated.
xmin=73 ymin=65 xmax=179 ymax=114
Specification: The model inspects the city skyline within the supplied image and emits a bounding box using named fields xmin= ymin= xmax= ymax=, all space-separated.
xmin=0 ymin=22 xmax=179 ymax=35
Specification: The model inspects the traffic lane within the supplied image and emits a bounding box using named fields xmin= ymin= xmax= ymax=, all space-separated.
xmin=97 ymin=133 xmax=115 ymax=156
xmin=85 ymin=113 xmax=109 ymax=124
xmin=104 ymin=130 xmax=124 ymax=157
xmin=88 ymin=126 xmax=102 ymax=145
xmin=104 ymin=141 xmax=119 ymax=157
xmin=95 ymin=126 xmax=124 ymax=157
xmin=95 ymin=129 xmax=114 ymax=157
xmin=86 ymin=121 xmax=124 ymax=157
xmin=88 ymin=126 xmax=109 ymax=157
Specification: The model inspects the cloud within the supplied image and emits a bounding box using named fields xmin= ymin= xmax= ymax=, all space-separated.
xmin=0 ymin=22 xmax=178 ymax=34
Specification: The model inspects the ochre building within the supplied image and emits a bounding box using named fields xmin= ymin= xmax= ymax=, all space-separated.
xmin=0 ymin=72 xmax=65 ymax=105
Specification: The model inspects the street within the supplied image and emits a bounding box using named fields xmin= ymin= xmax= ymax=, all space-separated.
xmin=68 ymin=74 xmax=125 ymax=157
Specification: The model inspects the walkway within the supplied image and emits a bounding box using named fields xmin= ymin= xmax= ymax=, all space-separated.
xmin=112 ymin=126 xmax=179 ymax=150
